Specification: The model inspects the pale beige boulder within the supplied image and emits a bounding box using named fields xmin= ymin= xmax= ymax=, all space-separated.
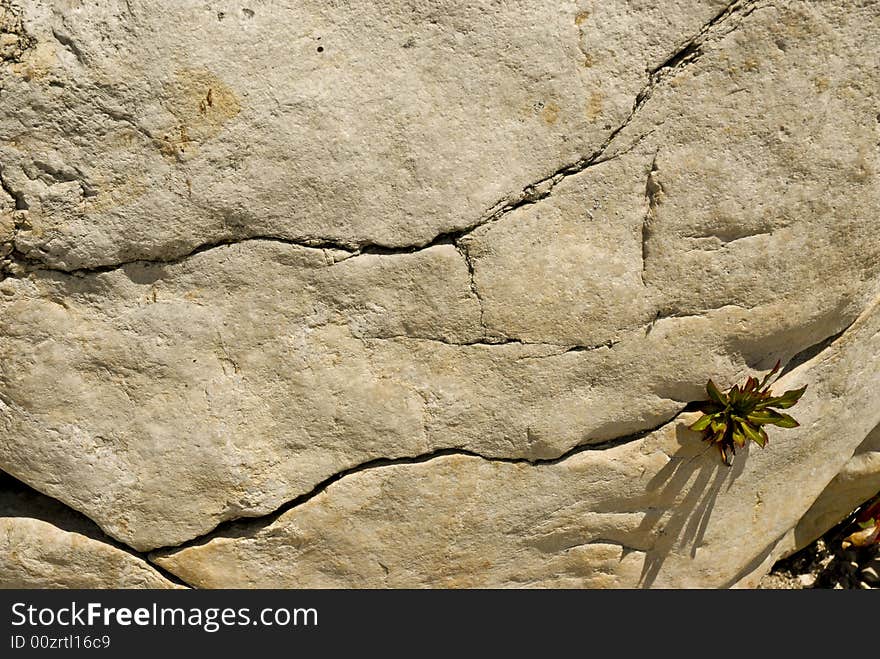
xmin=152 ymin=293 xmax=880 ymax=588
xmin=0 ymin=0 xmax=878 ymax=586
xmin=2 ymin=0 xmax=730 ymax=270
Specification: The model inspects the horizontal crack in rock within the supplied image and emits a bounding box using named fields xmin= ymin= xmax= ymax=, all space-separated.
xmin=148 ymin=411 xmax=688 ymax=556
xmin=365 ymin=335 xmax=621 ymax=353
xmin=4 ymin=1 xmax=764 ymax=278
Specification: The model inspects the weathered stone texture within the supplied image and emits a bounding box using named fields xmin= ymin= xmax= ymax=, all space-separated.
xmin=0 ymin=473 xmax=181 ymax=588
xmin=1 ymin=0 xmax=878 ymax=586
xmin=151 ymin=293 xmax=880 ymax=588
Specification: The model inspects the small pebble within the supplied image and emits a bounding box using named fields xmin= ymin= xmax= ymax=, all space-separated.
xmin=860 ymin=566 xmax=879 ymax=584
xmin=859 ymin=581 xmax=872 ymax=589
xmin=797 ymin=573 xmax=816 ymax=587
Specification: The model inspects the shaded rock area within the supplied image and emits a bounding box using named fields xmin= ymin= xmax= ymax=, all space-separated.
xmin=0 ymin=471 xmax=183 ymax=588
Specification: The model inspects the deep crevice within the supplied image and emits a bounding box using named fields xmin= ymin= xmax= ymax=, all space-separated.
xmin=651 ymin=40 xmax=703 ymax=75
xmin=9 ymin=235 xmax=357 ymax=277
xmin=149 ymin=410 xmax=687 ymax=556
xmin=649 ymin=0 xmax=762 ymax=77
xmin=9 ymin=229 xmax=475 ymax=277
xmin=641 ymin=151 xmax=662 ymax=286
xmin=367 ymin=334 xmax=620 ymax=353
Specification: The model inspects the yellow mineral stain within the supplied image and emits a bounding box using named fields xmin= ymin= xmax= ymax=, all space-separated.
xmin=157 ymin=68 xmax=241 ymax=161
xmin=10 ymin=41 xmax=55 ymax=81
xmin=541 ymin=101 xmax=560 ymax=125
xmin=575 ymin=10 xmax=590 ymax=25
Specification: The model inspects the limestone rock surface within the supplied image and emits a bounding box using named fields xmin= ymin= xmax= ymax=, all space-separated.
xmin=1 ymin=0 xmax=879 ymax=586
xmin=151 ymin=295 xmax=880 ymax=587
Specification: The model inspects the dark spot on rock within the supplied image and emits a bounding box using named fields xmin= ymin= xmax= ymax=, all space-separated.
xmin=402 ymin=36 xmax=416 ymax=48
xmin=242 ymin=8 xmax=254 ymax=18
xmin=217 ymin=11 xmax=225 ymax=20
xmin=316 ymin=45 xmax=324 ymax=53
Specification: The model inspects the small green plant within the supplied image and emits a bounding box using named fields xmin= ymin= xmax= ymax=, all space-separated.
xmin=689 ymin=360 xmax=806 ymax=466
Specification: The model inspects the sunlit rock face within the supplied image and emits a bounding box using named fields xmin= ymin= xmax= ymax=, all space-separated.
xmin=2 ymin=0 xmax=878 ymax=587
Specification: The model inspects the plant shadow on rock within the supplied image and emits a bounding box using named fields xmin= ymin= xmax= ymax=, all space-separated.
xmin=636 ymin=421 xmax=747 ymax=588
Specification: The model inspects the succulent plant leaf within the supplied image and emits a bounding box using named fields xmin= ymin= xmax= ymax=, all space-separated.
xmin=757 ymin=359 xmax=782 ymax=391
xmin=746 ymin=409 xmax=799 ymax=427
xmin=745 ymin=410 xmax=772 ymax=424
xmin=740 ymin=421 xmax=767 ymax=448
xmin=729 ymin=385 xmax=743 ymax=405
xmin=706 ymin=379 xmax=728 ymax=406
xmin=768 ymin=412 xmax=799 ymax=428
xmin=689 ymin=415 xmax=713 ymax=432
xmin=756 ymin=385 xmax=807 ymax=410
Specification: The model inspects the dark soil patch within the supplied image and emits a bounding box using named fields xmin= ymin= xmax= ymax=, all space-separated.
xmin=759 ymin=500 xmax=880 ymax=589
